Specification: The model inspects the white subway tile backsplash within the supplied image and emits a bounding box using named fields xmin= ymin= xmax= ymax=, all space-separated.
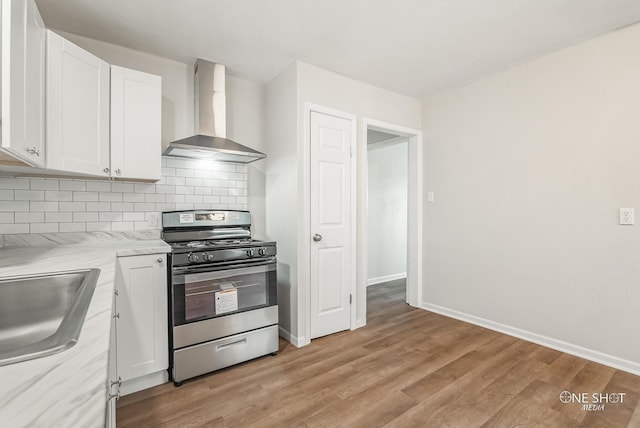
xmin=123 ymin=193 xmax=145 ymax=203
xmin=99 ymin=192 xmax=122 ymax=202
xmin=100 ymin=212 xmax=122 ymax=222
xmin=175 ymin=186 xmax=194 ymax=195
xmin=194 ymin=187 xmax=212 ymax=195
xmin=185 ymin=195 xmax=203 ymax=204
xmin=46 ymin=212 xmax=73 ymax=223
xmin=0 ymin=157 xmax=248 ymax=234
xmin=86 ymin=222 xmax=111 ymax=232
xmin=30 ymin=202 xmax=58 ymax=212
xmin=86 ymin=202 xmax=111 ymax=212
xmin=30 ymin=179 xmax=59 ymax=190
xmin=154 ymin=203 xmax=174 ymax=212
xmin=45 ymin=191 xmax=73 ymax=201
xmin=123 ymin=212 xmax=145 ymax=222
xmin=134 ymin=203 xmax=155 ymax=212
xmin=165 ymin=176 xmax=185 ymax=186
xmin=73 ymin=192 xmax=99 ymax=202
xmin=111 ymin=221 xmax=134 ymax=231
xmin=202 ymin=196 xmax=220 ymax=204
xmin=0 ymin=177 xmax=29 ymax=190
xmin=60 ymin=222 xmax=86 ymax=233
xmin=60 ymin=202 xmax=86 ymax=212
xmin=59 ymin=180 xmax=87 ymax=191
xmin=145 ymin=193 xmax=165 ymax=203
xmin=16 ymin=212 xmax=44 ymax=223
xmin=135 ymin=184 xmax=156 ymax=194
xmin=165 ymin=194 xmax=185 ymax=203
xmin=0 ymin=201 xmax=29 ymax=212
xmin=0 ymin=223 xmax=29 ymax=234
xmin=110 ymin=202 xmax=134 ymax=212
xmin=175 ymin=168 xmax=195 ymax=177
xmin=0 ymin=213 xmax=14 ymax=223
xmin=111 ymin=182 xmax=134 ymax=193
xmin=86 ymin=182 xmax=111 ymax=192
xmin=161 ymin=167 xmax=176 ymax=177
xmin=15 ymin=190 xmax=44 ymax=201
xmin=155 ymin=185 xmax=176 ymax=194
xmin=73 ymin=212 xmax=99 ymax=222
xmin=31 ymin=223 xmax=59 ymax=233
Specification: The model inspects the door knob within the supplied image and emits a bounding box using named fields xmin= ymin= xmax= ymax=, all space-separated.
xmin=313 ymin=234 xmax=323 ymax=242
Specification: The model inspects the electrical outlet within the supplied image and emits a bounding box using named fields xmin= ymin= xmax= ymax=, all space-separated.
xmin=619 ymin=208 xmax=634 ymax=225
xmin=147 ymin=212 xmax=159 ymax=228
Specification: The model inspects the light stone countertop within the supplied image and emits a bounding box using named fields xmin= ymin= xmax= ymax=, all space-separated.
xmin=0 ymin=232 xmax=171 ymax=428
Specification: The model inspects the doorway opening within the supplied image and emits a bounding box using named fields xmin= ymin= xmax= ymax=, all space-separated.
xmin=358 ymin=119 xmax=422 ymax=327
xmin=366 ymin=131 xmax=409 ymax=304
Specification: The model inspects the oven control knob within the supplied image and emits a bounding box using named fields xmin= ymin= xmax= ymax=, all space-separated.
xmin=187 ymin=253 xmax=199 ymax=263
xmin=246 ymin=249 xmax=256 ymax=257
xmin=258 ymin=248 xmax=266 ymax=256
xmin=204 ymin=253 xmax=215 ymax=262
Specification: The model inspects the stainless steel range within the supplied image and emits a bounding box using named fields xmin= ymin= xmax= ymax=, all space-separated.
xmin=162 ymin=210 xmax=278 ymax=386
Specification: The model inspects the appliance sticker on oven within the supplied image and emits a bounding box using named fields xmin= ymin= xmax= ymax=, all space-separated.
xmin=215 ymin=289 xmax=238 ymax=314
xmin=179 ymin=213 xmax=194 ymax=224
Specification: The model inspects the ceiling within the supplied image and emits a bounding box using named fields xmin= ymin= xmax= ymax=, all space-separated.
xmin=35 ymin=0 xmax=640 ymax=98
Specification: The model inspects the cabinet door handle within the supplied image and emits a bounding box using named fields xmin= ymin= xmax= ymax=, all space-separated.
xmin=108 ymin=391 xmax=120 ymax=401
xmin=26 ymin=147 xmax=40 ymax=156
xmin=103 ymin=167 xmax=110 ymax=174
xmin=157 ymin=257 xmax=163 ymax=263
xmin=110 ymin=377 xmax=122 ymax=387
xmin=113 ymin=313 xmax=120 ymax=319
xmin=115 ymin=169 xmax=121 ymax=175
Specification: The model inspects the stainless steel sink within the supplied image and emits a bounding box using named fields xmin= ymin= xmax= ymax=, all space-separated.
xmin=0 ymin=269 xmax=100 ymax=367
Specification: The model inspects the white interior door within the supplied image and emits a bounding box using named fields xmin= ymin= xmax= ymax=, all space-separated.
xmin=310 ymin=110 xmax=353 ymax=339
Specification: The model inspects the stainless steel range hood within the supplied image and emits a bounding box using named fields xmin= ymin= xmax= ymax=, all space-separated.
xmin=163 ymin=59 xmax=266 ymax=163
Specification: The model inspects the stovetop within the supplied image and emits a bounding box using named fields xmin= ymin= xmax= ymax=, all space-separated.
xmin=169 ymin=239 xmax=253 ymax=250
xmin=168 ymin=239 xmax=275 ymax=253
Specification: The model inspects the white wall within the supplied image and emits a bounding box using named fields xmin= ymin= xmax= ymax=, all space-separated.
xmin=264 ymin=61 xmax=421 ymax=344
xmin=264 ymin=62 xmax=299 ymax=339
xmin=422 ymin=23 xmax=640 ymax=373
xmin=59 ymin=31 xmax=267 ymax=237
xmin=367 ymin=138 xmax=408 ymax=284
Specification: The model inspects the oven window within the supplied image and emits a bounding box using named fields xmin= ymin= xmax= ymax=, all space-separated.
xmin=173 ymin=263 xmax=276 ymax=324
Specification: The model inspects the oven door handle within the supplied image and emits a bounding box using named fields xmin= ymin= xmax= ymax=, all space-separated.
xmin=172 ymin=258 xmax=276 ymax=275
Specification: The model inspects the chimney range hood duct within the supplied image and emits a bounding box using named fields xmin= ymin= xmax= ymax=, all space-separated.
xmin=163 ymin=59 xmax=266 ymax=163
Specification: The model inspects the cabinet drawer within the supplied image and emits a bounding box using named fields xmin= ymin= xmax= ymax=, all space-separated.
xmin=173 ymin=325 xmax=278 ymax=382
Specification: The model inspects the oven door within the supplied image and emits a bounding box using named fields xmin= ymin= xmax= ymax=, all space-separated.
xmin=171 ymin=258 xmax=277 ymax=326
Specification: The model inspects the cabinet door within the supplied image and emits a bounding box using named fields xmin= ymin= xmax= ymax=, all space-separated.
xmin=0 ymin=0 xmax=46 ymax=167
xmin=110 ymin=65 xmax=162 ymax=181
xmin=115 ymin=254 xmax=168 ymax=381
xmin=46 ymin=30 xmax=110 ymax=176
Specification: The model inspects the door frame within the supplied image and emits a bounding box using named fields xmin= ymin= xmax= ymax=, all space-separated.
xmin=359 ymin=118 xmax=423 ymax=326
xmin=301 ymin=103 xmax=357 ymax=345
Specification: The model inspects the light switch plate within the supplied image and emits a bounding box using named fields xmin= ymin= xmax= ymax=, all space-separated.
xmin=619 ymin=208 xmax=634 ymax=225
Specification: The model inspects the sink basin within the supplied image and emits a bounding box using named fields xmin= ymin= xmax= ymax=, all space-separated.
xmin=0 ymin=269 xmax=100 ymax=367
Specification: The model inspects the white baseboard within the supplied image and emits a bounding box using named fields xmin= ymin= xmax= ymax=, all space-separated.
xmin=367 ymin=272 xmax=407 ymax=286
xmin=120 ymin=370 xmax=169 ymax=396
xmin=421 ymin=301 xmax=640 ymax=377
xmin=278 ymin=325 xmax=306 ymax=348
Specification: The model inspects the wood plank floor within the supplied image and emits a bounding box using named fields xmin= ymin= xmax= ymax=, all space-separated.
xmin=117 ymin=281 xmax=640 ymax=427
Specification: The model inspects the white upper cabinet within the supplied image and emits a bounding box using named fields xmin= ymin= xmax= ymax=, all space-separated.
xmin=110 ymin=65 xmax=162 ymax=181
xmin=46 ymin=30 xmax=110 ymax=177
xmin=0 ymin=0 xmax=46 ymax=167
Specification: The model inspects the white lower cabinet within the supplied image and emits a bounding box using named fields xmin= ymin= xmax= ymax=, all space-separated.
xmin=107 ymin=253 xmax=169 ymax=425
